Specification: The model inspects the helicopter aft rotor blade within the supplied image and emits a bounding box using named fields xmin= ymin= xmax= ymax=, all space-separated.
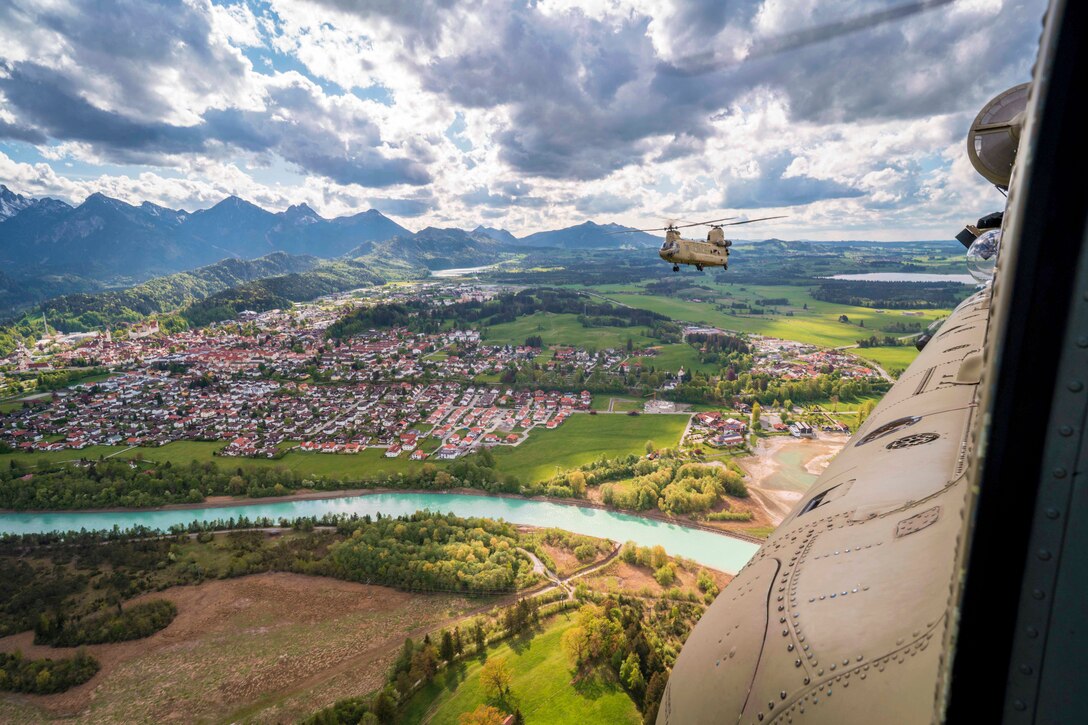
xmin=661 ymin=0 xmax=956 ymax=77
xmin=604 ymin=215 xmax=742 ymax=234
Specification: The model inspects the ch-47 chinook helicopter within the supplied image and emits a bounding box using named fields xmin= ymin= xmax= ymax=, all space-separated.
xmin=659 ymin=1 xmax=1088 ymax=724
xmin=612 ymin=216 xmax=787 ymax=271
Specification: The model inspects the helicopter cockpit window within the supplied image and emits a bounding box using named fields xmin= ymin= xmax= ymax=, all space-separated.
xmin=661 ymin=240 xmax=678 ymax=252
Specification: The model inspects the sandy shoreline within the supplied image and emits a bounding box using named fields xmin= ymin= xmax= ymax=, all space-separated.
xmin=735 ymin=434 xmax=848 ymax=526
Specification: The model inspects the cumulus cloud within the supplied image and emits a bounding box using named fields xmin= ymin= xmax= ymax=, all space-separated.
xmin=575 ymin=192 xmax=637 ymax=215
xmin=722 ymin=152 xmax=864 ymax=208
xmin=0 ymin=0 xmax=431 ymax=187
xmin=0 ymin=0 xmax=1047 ymax=238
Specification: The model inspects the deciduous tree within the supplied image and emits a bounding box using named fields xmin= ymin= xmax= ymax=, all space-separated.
xmin=458 ymin=704 xmax=507 ymax=725
xmin=480 ymin=657 xmax=512 ymax=700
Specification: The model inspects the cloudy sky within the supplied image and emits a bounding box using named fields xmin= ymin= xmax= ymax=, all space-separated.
xmin=0 ymin=0 xmax=1046 ymax=239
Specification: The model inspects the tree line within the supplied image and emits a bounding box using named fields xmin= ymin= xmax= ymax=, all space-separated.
xmin=0 ymin=449 xmax=525 ymax=511
xmin=811 ymin=280 xmax=971 ymax=309
xmin=0 ymin=650 xmax=99 ymax=695
xmin=34 ymin=600 xmax=177 ymax=647
xmin=0 ymin=511 xmax=545 ymax=645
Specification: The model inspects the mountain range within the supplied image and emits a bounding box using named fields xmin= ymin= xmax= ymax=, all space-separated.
xmin=0 ymin=185 xmax=664 ymax=283
xmin=0 ymin=186 xmax=413 ymax=282
xmin=516 ymin=221 xmax=660 ymax=249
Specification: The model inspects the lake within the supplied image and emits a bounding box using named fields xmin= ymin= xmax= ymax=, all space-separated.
xmin=0 ymin=492 xmax=760 ymax=574
xmin=825 ymin=272 xmax=975 ymax=283
xmin=430 ymin=265 xmax=497 ymax=278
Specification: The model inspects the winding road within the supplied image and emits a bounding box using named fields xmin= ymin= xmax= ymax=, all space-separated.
xmin=520 ymin=542 xmax=623 ymax=601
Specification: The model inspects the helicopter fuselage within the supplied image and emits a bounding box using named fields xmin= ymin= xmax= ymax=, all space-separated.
xmin=659 ymin=227 xmax=731 ymax=271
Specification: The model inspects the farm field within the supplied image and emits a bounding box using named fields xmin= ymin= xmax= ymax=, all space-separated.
xmin=481 ymin=312 xmax=656 ymax=350
xmin=0 ymin=573 xmax=477 ymax=724
xmin=595 ymin=282 xmax=951 ymax=366
xmin=400 ymin=616 xmax=640 ymax=725
xmin=492 ymin=413 xmax=688 ymax=483
xmin=0 ymin=413 xmax=688 ymax=488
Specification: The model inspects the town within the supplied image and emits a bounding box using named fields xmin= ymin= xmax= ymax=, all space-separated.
xmin=0 ymin=282 xmax=884 ymax=461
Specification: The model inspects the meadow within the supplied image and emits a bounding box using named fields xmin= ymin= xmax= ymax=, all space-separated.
xmin=590 ymin=281 xmax=953 ymax=374
xmin=491 ymin=413 xmax=688 ymax=483
xmin=648 ymin=342 xmax=718 ymax=373
xmin=400 ymin=616 xmax=640 ymax=725
xmin=481 ymin=312 xmax=657 ymax=349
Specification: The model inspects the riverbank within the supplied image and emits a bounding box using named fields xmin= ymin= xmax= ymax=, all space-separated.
xmin=1 ymin=486 xmax=765 ymax=545
xmin=0 ymin=491 xmax=760 ymax=573
xmin=735 ymin=434 xmax=848 ymax=526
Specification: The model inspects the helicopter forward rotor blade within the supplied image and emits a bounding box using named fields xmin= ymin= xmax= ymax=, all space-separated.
xmin=604 ymin=226 xmax=672 ymax=235
xmin=662 ymin=0 xmax=955 ymax=77
xmin=718 ymin=215 xmax=788 ymax=227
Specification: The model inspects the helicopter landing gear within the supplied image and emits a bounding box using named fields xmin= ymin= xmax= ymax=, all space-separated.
xmin=695 ymin=264 xmax=704 ymax=271
xmin=672 ymin=265 xmax=680 ymax=272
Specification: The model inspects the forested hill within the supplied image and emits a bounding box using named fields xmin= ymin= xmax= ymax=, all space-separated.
xmin=180 ymin=258 xmax=387 ymax=327
xmin=23 ymin=253 xmax=320 ymax=332
xmin=347 ymin=226 xmax=507 ymax=271
xmin=326 ymin=287 xmax=672 ymax=339
xmin=0 ymin=254 xmax=393 ymax=356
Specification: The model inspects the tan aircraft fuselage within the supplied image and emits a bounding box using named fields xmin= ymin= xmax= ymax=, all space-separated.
xmin=658 ymin=284 xmax=991 ymax=724
xmin=659 ymin=226 xmax=731 ymax=270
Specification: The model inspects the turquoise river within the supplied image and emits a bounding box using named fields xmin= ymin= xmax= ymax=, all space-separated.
xmin=0 ymin=492 xmax=760 ymax=574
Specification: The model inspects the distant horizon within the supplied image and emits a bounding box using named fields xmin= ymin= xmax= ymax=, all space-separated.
xmin=0 ymin=182 xmax=963 ymax=244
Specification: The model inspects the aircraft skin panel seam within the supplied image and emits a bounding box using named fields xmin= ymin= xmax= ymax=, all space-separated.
xmin=737 ymin=559 xmax=786 ymax=724
xmin=765 ymin=617 xmax=948 ymax=723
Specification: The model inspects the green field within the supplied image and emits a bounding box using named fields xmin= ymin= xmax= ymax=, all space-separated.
xmin=647 ymin=342 xmax=717 ymax=373
xmin=481 ymin=312 xmax=656 ymax=350
xmin=0 ymin=413 xmax=688 ymax=487
xmin=0 ymin=442 xmax=430 ymax=480
xmin=855 ymin=345 xmax=923 ymax=374
xmin=492 ymin=413 xmax=687 ymax=482
xmin=597 ymin=283 xmax=948 ymax=364
xmin=401 ymin=617 xmax=640 ymax=725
